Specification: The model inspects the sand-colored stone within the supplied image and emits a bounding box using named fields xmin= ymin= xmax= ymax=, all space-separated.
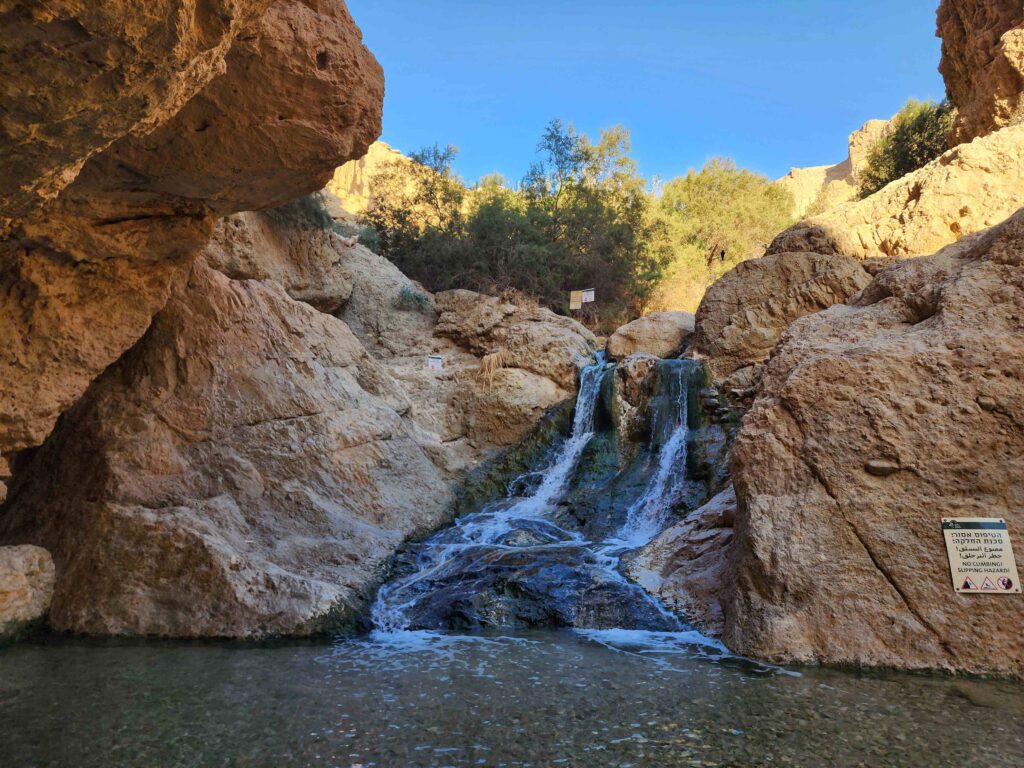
xmin=323 ymin=141 xmax=411 ymax=220
xmin=0 ymin=262 xmax=451 ymax=638
xmin=938 ymin=0 xmax=1024 ymax=143
xmin=775 ymin=118 xmax=891 ymax=219
xmin=772 ymin=124 xmax=1024 ymax=259
xmin=0 ymin=545 xmax=55 ymax=641
xmin=692 ymin=251 xmax=872 ymax=386
xmin=628 ymin=488 xmax=736 ymax=634
xmin=726 ymin=210 xmax=1024 ymax=677
xmin=0 ymin=1 xmax=384 ymax=461
xmin=606 ymin=311 xmax=695 ymax=361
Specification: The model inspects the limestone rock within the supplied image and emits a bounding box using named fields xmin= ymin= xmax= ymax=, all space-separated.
xmin=726 ymin=209 xmax=1024 ymax=676
xmin=606 ymin=311 xmax=695 ymax=361
xmin=0 ymin=0 xmax=384 ymax=461
xmin=0 ymin=262 xmax=451 ymax=638
xmin=434 ymin=290 xmax=597 ymax=391
xmin=771 ymin=124 xmax=1024 ymax=259
xmin=609 ymin=353 xmax=659 ymax=444
xmin=627 ymin=488 xmax=736 ymax=634
xmin=938 ymin=0 xmax=1024 ymax=143
xmin=775 ymin=118 xmax=892 ymax=219
xmin=0 ymin=545 xmax=55 ymax=641
xmin=322 ymin=141 xmax=411 ymax=220
xmin=692 ymin=251 xmax=872 ymax=384
xmin=203 ymin=209 xmax=354 ymax=314
xmin=0 ymin=0 xmax=274 ymax=218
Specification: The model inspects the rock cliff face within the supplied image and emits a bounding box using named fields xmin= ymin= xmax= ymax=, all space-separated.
xmin=0 ymin=0 xmax=383 ymax=476
xmin=770 ymin=123 xmax=1024 ymax=259
xmin=938 ymin=0 xmax=1024 ymax=143
xmin=0 ymin=545 xmax=55 ymax=642
xmin=322 ymin=141 xmax=411 ymax=220
xmin=775 ymin=118 xmax=891 ymax=219
xmin=724 ymin=210 xmax=1024 ymax=676
xmin=0 ymin=210 xmax=595 ymax=636
xmin=692 ymin=252 xmax=872 ymax=389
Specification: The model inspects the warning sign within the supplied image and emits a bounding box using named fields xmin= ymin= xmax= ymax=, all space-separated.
xmin=581 ymin=288 xmax=595 ymax=304
xmin=427 ymin=355 xmax=443 ymax=372
xmin=942 ymin=518 xmax=1022 ymax=594
xmin=569 ymin=290 xmax=583 ymax=311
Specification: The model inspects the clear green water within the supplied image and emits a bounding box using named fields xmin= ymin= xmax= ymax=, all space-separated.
xmin=1 ymin=629 xmax=1021 ymax=767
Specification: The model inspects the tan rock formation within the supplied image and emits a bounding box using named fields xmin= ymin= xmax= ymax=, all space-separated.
xmin=0 ymin=0 xmax=383 ymax=467
xmin=323 ymin=141 xmax=411 ymax=219
xmin=606 ymin=311 xmax=695 ymax=361
xmin=204 ymin=209 xmax=354 ymax=314
xmin=628 ymin=488 xmax=735 ymax=633
xmin=770 ymin=123 xmax=1024 ymax=259
xmin=938 ymin=0 xmax=1024 ymax=143
xmin=726 ymin=210 xmax=1024 ymax=676
xmin=608 ymin=354 xmax=659 ymax=445
xmin=1 ymin=262 xmax=452 ymax=637
xmin=775 ymin=118 xmax=891 ymax=219
xmin=0 ymin=545 xmax=55 ymax=641
xmin=0 ymin=0 xmax=273 ymax=218
xmin=692 ymin=251 xmax=872 ymax=387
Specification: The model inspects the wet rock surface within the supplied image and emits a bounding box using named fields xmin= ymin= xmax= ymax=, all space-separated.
xmin=0 ymin=545 xmax=55 ymax=642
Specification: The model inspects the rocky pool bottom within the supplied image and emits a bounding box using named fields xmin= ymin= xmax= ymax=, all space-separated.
xmin=1 ymin=629 xmax=1022 ymax=768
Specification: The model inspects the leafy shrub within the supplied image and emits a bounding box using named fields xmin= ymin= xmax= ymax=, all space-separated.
xmin=859 ymin=100 xmax=955 ymax=198
xmin=397 ymin=285 xmax=432 ymax=313
xmin=649 ymin=159 xmax=795 ymax=312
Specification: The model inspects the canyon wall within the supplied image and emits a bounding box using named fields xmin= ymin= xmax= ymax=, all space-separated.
xmin=938 ymin=0 xmax=1024 ymax=143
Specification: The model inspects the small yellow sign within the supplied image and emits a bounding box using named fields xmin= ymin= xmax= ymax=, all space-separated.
xmin=569 ymin=290 xmax=583 ymax=311
xmin=942 ymin=518 xmax=1021 ymax=594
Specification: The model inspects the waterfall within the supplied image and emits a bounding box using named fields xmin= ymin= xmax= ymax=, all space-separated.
xmin=612 ymin=359 xmax=700 ymax=549
xmin=370 ymin=353 xmax=703 ymax=636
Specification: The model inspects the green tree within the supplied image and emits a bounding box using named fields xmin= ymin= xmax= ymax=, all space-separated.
xmin=859 ymin=99 xmax=955 ymax=198
xmin=651 ymin=158 xmax=794 ymax=312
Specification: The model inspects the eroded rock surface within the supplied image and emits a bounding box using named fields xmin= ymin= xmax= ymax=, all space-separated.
xmin=692 ymin=251 xmax=872 ymax=387
xmin=606 ymin=311 xmax=695 ymax=361
xmin=1 ymin=262 xmax=451 ymax=637
xmin=771 ymin=124 xmax=1024 ymax=259
xmin=938 ymin=0 xmax=1024 ymax=143
xmin=0 ymin=545 xmax=55 ymax=641
xmin=1 ymin=0 xmax=383 ymax=467
xmin=726 ymin=210 xmax=1024 ymax=676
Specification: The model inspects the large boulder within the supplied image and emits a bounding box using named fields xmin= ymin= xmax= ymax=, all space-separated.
xmin=769 ymin=124 xmax=1024 ymax=260
xmin=627 ymin=487 xmax=736 ymax=633
xmin=606 ymin=311 xmax=695 ymax=361
xmin=0 ymin=545 xmax=55 ymax=642
xmin=692 ymin=251 xmax=872 ymax=387
xmin=725 ymin=209 xmax=1024 ymax=677
xmin=0 ymin=0 xmax=383 ymax=467
xmin=0 ymin=262 xmax=451 ymax=638
xmin=938 ymin=0 xmax=1024 ymax=144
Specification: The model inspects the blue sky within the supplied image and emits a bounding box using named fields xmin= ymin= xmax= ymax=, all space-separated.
xmin=347 ymin=0 xmax=946 ymax=184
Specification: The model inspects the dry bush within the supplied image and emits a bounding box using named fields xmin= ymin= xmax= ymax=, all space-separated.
xmin=477 ymin=348 xmax=513 ymax=388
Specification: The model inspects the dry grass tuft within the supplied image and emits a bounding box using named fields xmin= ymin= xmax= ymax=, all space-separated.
xmin=477 ymin=348 xmax=513 ymax=388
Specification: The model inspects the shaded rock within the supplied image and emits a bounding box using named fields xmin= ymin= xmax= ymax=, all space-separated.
xmin=0 ymin=0 xmax=384 ymax=461
xmin=0 ymin=262 xmax=451 ymax=638
xmin=938 ymin=0 xmax=1024 ymax=143
xmin=726 ymin=209 xmax=1024 ymax=677
xmin=609 ymin=354 xmax=658 ymax=444
xmin=628 ymin=487 xmax=736 ymax=633
xmin=606 ymin=311 xmax=695 ymax=361
xmin=203 ymin=209 xmax=354 ymax=313
xmin=692 ymin=251 xmax=872 ymax=384
xmin=771 ymin=124 xmax=1024 ymax=259
xmin=0 ymin=545 xmax=55 ymax=642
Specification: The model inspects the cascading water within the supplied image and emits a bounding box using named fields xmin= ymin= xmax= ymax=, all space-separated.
xmin=371 ymin=353 xmax=706 ymax=637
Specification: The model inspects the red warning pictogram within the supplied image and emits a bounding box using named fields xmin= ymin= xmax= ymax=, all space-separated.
xmin=961 ymin=577 xmax=978 ymax=590
xmin=981 ymin=577 xmax=998 ymax=590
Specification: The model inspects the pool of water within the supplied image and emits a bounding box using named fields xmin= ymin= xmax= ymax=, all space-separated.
xmin=2 ymin=629 xmax=1021 ymax=767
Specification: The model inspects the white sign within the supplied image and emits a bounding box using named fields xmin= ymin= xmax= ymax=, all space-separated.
xmin=942 ymin=518 xmax=1021 ymax=594
xmin=427 ymin=355 xmax=443 ymax=372
xmin=581 ymin=288 xmax=595 ymax=304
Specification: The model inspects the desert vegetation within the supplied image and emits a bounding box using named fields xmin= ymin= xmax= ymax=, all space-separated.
xmin=859 ymin=99 xmax=955 ymax=197
xmin=361 ymin=121 xmax=793 ymax=328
